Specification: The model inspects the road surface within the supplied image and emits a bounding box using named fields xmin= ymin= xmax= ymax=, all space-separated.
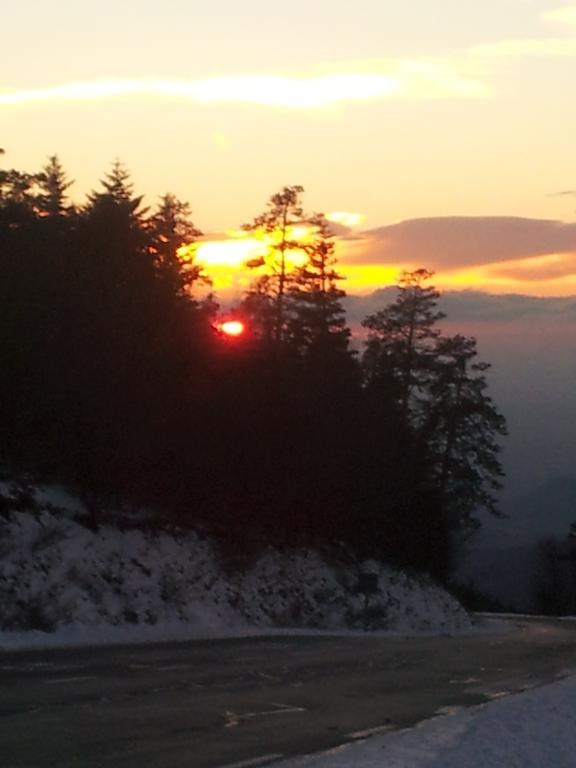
xmin=2 ymin=618 xmax=576 ymax=767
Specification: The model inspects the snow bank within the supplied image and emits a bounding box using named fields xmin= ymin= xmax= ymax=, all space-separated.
xmin=0 ymin=496 xmax=471 ymax=644
xmin=277 ymin=675 xmax=576 ymax=768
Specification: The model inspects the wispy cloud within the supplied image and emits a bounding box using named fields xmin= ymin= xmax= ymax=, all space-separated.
xmin=490 ymin=252 xmax=576 ymax=282
xmin=0 ymin=67 xmax=489 ymax=111
xmin=3 ymin=5 xmax=576 ymax=113
xmin=547 ymin=189 xmax=576 ymax=197
xmin=541 ymin=5 xmax=576 ymax=25
xmin=470 ymin=37 xmax=576 ymax=58
xmin=466 ymin=6 xmax=576 ymax=60
xmin=0 ymin=76 xmax=398 ymax=108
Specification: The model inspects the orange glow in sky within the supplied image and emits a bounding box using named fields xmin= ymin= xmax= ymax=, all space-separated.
xmin=193 ymin=224 xmax=318 ymax=294
xmin=194 ymin=237 xmax=402 ymax=295
xmin=3 ymin=0 xmax=576 ymax=303
xmin=190 ymin=226 xmax=576 ymax=299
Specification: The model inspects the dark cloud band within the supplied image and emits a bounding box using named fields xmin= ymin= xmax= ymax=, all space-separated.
xmin=348 ymin=216 xmax=576 ymax=270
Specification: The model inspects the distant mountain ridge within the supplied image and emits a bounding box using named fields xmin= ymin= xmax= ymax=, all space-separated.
xmin=344 ymin=289 xmax=576 ymax=326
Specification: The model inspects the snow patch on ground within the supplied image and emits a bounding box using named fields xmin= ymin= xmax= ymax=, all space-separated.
xmin=277 ymin=675 xmax=576 ymax=768
xmin=0 ymin=488 xmax=471 ymax=650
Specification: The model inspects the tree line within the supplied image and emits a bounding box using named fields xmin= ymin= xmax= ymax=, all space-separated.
xmin=0 ymin=154 xmax=507 ymax=580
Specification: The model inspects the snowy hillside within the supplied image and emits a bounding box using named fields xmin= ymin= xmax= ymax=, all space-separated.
xmin=0 ymin=488 xmax=471 ymax=643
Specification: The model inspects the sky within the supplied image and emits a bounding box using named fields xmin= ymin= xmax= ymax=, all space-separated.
xmin=3 ymin=0 xmax=576 ymax=295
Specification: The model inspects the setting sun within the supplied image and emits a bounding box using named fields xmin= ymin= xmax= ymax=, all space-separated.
xmin=216 ymin=320 xmax=246 ymax=338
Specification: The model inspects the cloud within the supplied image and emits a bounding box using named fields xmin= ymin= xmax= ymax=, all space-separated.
xmin=547 ymin=189 xmax=576 ymax=197
xmin=489 ymin=252 xmax=576 ymax=282
xmin=324 ymin=221 xmax=354 ymax=237
xmin=467 ymin=6 xmax=576 ymax=60
xmin=0 ymin=76 xmax=399 ymax=109
xmin=204 ymin=217 xmax=576 ymax=298
xmin=541 ymin=6 xmax=576 ymax=25
xmin=470 ymin=38 xmax=576 ymax=57
xmin=0 ymin=64 xmax=491 ymax=112
xmin=11 ymin=18 xmax=576 ymax=115
xmin=351 ymin=217 xmax=576 ymax=270
xmin=325 ymin=211 xmax=366 ymax=228
xmin=4 ymin=6 xmax=576 ymax=115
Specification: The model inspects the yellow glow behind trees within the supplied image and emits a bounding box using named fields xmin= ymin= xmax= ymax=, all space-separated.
xmin=192 ymin=224 xmax=317 ymax=292
xmin=181 ymin=217 xmax=576 ymax=298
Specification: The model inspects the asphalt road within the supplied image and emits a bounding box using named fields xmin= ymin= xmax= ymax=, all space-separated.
xmin=2 ymin=618 xmax=576 ymax=768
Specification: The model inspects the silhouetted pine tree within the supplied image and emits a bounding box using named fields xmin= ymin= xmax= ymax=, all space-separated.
xmin=0 ymin=154 xmax=78 ymax=475
xmin=287 ymin=215 xmax=351 ymax=360
xmin=423 ymin=333 xmax=507 ymax=530
xmin=363 ymin=268 xmax=444 ymax=423
xmin=148 ymin=193 xmax=204 ymax=298
xmin=359 ymin=270 xmax=506 ymax=577
xmin=241 ymin=185 xmax=306 ymax=346
xmin=36 ymin=155 xmax=73 ymax=216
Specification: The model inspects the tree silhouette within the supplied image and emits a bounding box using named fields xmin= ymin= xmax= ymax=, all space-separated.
xmin=424 ymin=333 xmax=507 ymax=529
xmin=363 ymin=268 xmax=444 ymax=423
xmin=0 ymin=155 xmax=510 ymax=580
xmin=360 ymin=270 xmax=507 ymax=570
xmin=148 ymin=193 xmax=206 ymax=298
xmin=0 ymin=150 xmax=42 ymax=221
xmin=36 ymin=155 xmax=73 ymax=216
xmin=287 ymin=214 xmax=351 ymax=361
xmin=242 ymin=185 xmax=306 ymax=345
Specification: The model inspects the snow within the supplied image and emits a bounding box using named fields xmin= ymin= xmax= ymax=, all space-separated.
xmin=276 ymin=675 xmax=576 ymax=768
xmin=4 ymin=487 xmax=568 ymax=767
xmin=0 ymin=485 xmax=473 ymax=651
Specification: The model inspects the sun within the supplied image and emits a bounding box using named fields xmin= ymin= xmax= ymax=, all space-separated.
xmin=215 ymin=320 xmax=246 ymax=338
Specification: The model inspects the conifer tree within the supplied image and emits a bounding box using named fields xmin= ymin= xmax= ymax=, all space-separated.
xmin=37 ymin=155 xmax=73 ymax=216
xmin=242 ymin=185 xmax=306 ymax=345
xmin=90 ymin=160 xmax=142 ymax=205
xmin=362 ymin=269 xmax=444 ymax=423
xmin=361 ymin=270 xmax=507 ymax=545
xmin=0 ymin=149 xmax=41 ymax=219
xmin=83 ymin=161 xmax=151 ymax=293
xmin=148 ymin=193 xmax=205 ymax=298
xmin=424 ymin=333 xmax=507 ymax=528
xmin=287 ymin=214 xmax=351 ymax=360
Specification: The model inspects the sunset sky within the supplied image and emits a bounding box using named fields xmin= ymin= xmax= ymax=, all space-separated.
xmin=3 ymin=0 xmax=576 ymax=297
